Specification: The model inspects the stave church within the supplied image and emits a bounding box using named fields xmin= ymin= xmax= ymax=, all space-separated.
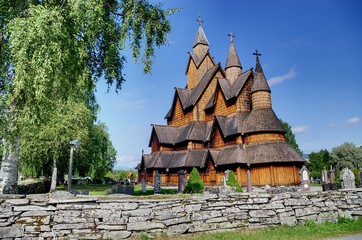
xmin=137 ymin=20 xmax=306 ymax=187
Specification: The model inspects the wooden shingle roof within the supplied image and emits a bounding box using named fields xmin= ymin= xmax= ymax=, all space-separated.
xmin=242 ymin=108 xmax=285 ymax=134
xmin=225 ymin=40 xmax=242 ymax=70
xmin=246 ymin=141 xmax=306 ymax=164
xmin=218 ymin=69 xmax=252 ymax=100
xmin=215 ymin=112 xmax=249 ymax=137
xmin=149 ymin=121 xmax=213 ymax=147
xmin=193 ymin=25 xmax=209 ymax=47
xmin=251 ymin=54 xmax=270 ymax=93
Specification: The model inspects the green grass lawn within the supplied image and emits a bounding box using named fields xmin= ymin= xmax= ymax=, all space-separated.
xmin=56 ymin=184 xmax=179 ymax=196
xmin=151 ymin=217 xmax=362 ymax=240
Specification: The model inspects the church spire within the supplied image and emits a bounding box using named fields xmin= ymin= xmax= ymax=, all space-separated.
xmin=225 ymin=32 xmax=242 ymax=83
xmin=193 ymin=16 xmax=209 ymax=47
xmin=251 ymin=50 xmax=272 ymax=109
xmin=193 ymin=16 xmax=209 ymax=58
xmin=251 ymin=50 xmax=270 ymax=93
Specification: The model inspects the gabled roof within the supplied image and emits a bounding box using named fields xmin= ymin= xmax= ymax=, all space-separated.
xmin=165 ymin=64 xmax=222 ymax=119
xmin=149 ymin=121 xmax=213 ymax=147
xmin=242 ymin=108 xmax=285 ymax=134
xmin=225 ymin=40 xmax=242 ymax=70
xmin=214 ymin=112 xmax=249 ymax=137
xmin=185 ymin=65 xmax=219 ymax=108
xmin=210 ymin=144 xmax=246 ymax=166
xmin=246 ymin=141 xmax=306 ymax=164
xmin=218 ymin=69 xmax=253 ymax=100
xmin=193 ymin=25 xmax=209 ymax=47
xmin=149 ymin=125 xmax=178 ymax=146
xmin=251 ymin=54 xmax=270 ymax=93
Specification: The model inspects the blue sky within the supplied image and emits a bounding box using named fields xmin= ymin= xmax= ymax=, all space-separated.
xmin=96 ymin=0 xmax=362 ymax=170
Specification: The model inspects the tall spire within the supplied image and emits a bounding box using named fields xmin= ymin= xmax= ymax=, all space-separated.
xmin=193 ymin=16 xmax=209 ymax=48
xmin=251 ymin=50 xmax=270 ymax=93
xmin=225 ymin=32 xmax=242 ymax=70
xmin=225 ymin=32 xmax=242 ymax=83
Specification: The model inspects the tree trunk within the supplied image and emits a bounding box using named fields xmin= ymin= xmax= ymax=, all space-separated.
xmin=0 ymin=138 xmax=20 ymax=194
xmin=50 ymin=155 xmax=57 ymax=192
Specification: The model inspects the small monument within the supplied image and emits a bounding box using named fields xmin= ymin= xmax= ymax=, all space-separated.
xmin=359 ymin=168 xmax=362 ymax=187
xmin=322 ymin=167 xmax=330 ymax=191
xmin=329 ymin=166 xmax=337 ymax=190
xmin=299 ymin=165 xmax=310 ymax=191
xmin=340 ymin=168 xmax=355 ymax=189
xmin=154 ymin=170 xmax=161 ymax=194
xmin=177 ymin=170 xmax=186 ymax=193
xmin=141 ymin=178 xmax=146 ymax=193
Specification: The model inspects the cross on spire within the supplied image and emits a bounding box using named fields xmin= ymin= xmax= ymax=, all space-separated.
xmin=228 ymin=32 xmax=235 ymax=42
xmin=253 ymin=49 xmax=261 ymax=57
xmin=196 ymin=16 xmax=204 ymax=26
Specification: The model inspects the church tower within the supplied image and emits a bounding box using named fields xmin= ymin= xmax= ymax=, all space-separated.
xmin=225 ymin=33 xmax=242 ymax=84
xmin=251 ymin=50 xmax=271 ymax=109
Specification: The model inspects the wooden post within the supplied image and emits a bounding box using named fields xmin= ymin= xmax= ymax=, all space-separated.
xmin=247 ymin=164 xmax=252 ymax=192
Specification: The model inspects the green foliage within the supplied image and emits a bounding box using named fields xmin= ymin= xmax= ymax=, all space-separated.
xmin=279 ymin=119 xmax=303 ymax=156
xmin=106 ymin=169 xmax=137 ymax=181
xmin=184 ymin=168 xmax=204 ymax=194
xmin=226 ymin=170 xmax=242 ymax=192
xmin=0 ymin=0 xmax=176 ymax=190
xmin=331 ymin=142 xmax=362 ymax=172
xmin=308 ymin=149 xmax=331 ymax=178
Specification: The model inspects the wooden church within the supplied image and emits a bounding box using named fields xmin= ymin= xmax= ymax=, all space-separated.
xmin=137 ymin=21 xmax=306 ymax=187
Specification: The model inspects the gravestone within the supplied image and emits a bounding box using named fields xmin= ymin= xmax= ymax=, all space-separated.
xmin=322 ymin=167 xmax=330 ymax=191
xmin=112 ymin=184 xmax=134 ymax=195
xmin=340 ymin=168 xmax=355 ymax=189
xmin=141 ymin=178 xmax=146 ymax=193
xmin=299 ymin=165 xmax=310 ymax=191
xmin=329 ymin=166 xmax=337 ymax=190
xmin=359 ymin=169 xmax=362 ymax=187
xmin=154 ymin=171 xmax=161 ymax=194
xmin=177 ymin=170 xmax=186 ymax=193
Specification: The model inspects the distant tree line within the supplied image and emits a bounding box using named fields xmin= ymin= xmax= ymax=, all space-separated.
xmin=307 ymin=142 xmax=362 ymax=186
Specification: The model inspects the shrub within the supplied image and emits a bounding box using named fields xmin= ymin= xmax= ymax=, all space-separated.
xmin=183 ymin=167 xmax=204 ymax=193
xmin=226 ymin=170 xmax=243 ymax=192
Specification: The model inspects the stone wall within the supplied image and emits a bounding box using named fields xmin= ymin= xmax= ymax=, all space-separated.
xmin=1 ymin=189 xmax=362 ymax=239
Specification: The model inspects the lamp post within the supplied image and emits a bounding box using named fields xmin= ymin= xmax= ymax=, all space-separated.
xmin=68 ymin=140 xmax=80 ymax=192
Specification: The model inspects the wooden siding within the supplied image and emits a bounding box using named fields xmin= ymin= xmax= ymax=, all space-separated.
xmin=213 ymin=89 xmax=237 ymax=116
xmin=245 ymin=133 xmax=285 ymax=144
xmin=140 ymin=164 xmax=301 ymax=187
xmin=252 ymin=91 xmax=272 ymax=109
xmin=195 ymin=71 xmax=221 ymax=121
xmin=168 ymin=98 xmax=193 ymax=126
xmin=226 ymin=66 xmax=242 ymax=84
xmin=211 ymin=127 xmax=225 ymax=148
xmin=151 ymin=134 xmax=160 ymax=152
xmin=187 ymin=58 xmax=198 ymax=90
xmin=236 ymin=78 xmax=253 ymax=112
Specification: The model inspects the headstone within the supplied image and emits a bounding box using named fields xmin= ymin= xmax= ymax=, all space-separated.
xmin=322 ymin=167 xmax=330 ymax=191
xmin=329 ymin=166 xmax=337 ymax=190
xmin=299 ymin=165 xmax=310 ymax=191
xmin=340 ymin=168 xmax=355 ymax=189
xmin=359 ymin=169 xmax=362 ymax=187
xmin=177 ymin=170 xmax=186 ymax=193
xmin=112 ymin=184 xmax=134 ymax=195
xmin=154 ymin=171 xmax=161 ymax=194
xmin=141 ymin=178 xmax=146 ymax=193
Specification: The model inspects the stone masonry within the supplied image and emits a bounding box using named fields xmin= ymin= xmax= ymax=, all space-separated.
xmin=0 ymin=189 xmax=362 ymax=239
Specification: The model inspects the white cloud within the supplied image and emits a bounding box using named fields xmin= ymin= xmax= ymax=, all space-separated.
xmin=345 ymin=116 xmax=360 ymax=126
xmin=292 ymin=126 xmax=309 ymax=134
xmin=268 ymin=67 xmax=296 ymax=86
xmin=118 ymin=99 xmax=148 ymax=109
xmin=114 ymin=155 xmax=138 ymax=170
